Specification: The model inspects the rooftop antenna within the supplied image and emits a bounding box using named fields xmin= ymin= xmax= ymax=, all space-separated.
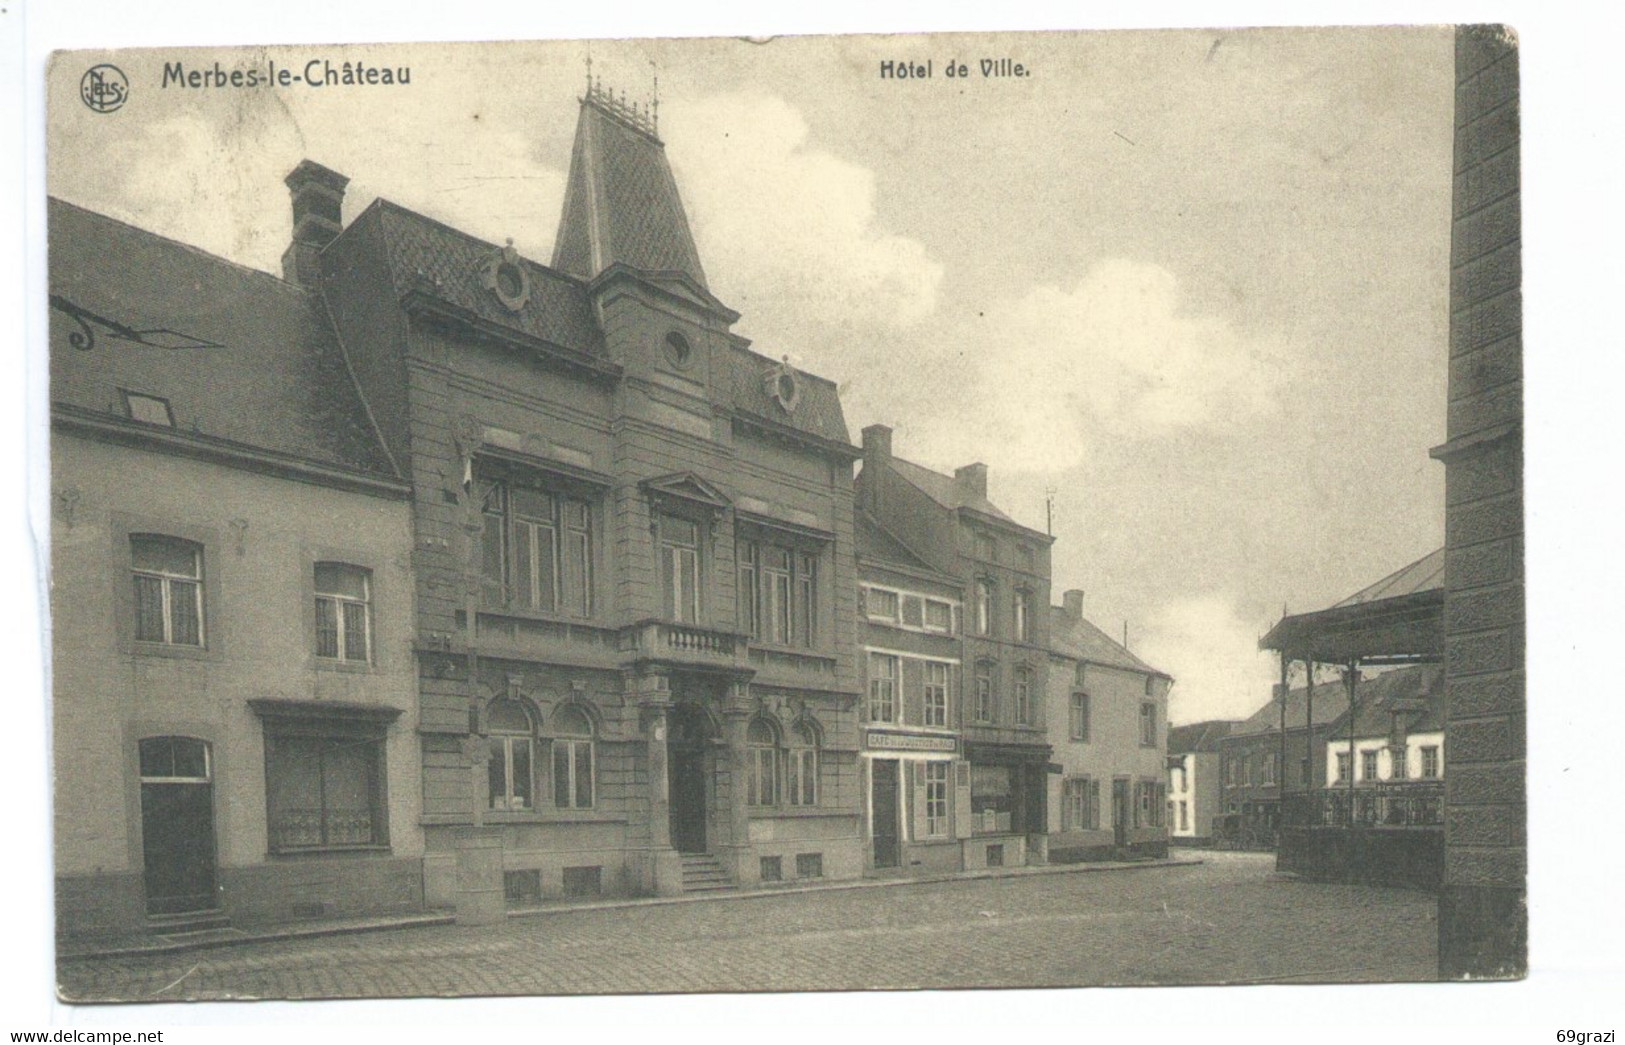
xmin=585 ymin=50 xmax=592 ymax=94
xmin=1122 ymin=620 xmax=1129 ymax=650
xmin=650 ymin=59 xmax=660 ymax=134
xmin=1044 ymin=485 xmax=1057 ymax=537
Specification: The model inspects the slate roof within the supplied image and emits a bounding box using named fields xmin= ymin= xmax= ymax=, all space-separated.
xmin=552 ymin=94 xmax=708 ymax=289
xmin=365 ymin=201 xmax=605 ymax=358
xmin=724 ymin=346 xmax=851 ymax=447
xmin=1167 ymin=720 xmax=1236 ymax=755
xmin=855 ymin=509 xmax=945 ymax=577
xmin=1326 ymin=664 xmax=1446 ymax=737
xmin=888 ymin=457 xmax=1022 ymax=528
xmin=1049 ymin=606 xmax=1170 ymax=679
xmin=48 ymin=198 xmax=398 ymax=480
xmin=1333 ymin=548 xmax=1445 ymax=607
xmin=1228 ymin=676 xmax=1354 ymax=738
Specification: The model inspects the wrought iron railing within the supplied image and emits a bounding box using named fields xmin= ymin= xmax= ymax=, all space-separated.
xmin=1281 ymin=782 xmax=1444 ymax=829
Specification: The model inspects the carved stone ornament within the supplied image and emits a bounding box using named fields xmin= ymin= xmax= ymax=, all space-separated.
xmin=764 ymin=355 xmax=801 ymax=413
xmin=480 ymin=238 xmax=531 ymax=313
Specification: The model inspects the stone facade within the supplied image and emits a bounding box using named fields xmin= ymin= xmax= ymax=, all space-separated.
xmin=855 ymin=426 xmax=1054 ymax=868
xmin=1045 ymin=594 xmax=1171 ymax=860
xmin=1430 ymin=24 xmax=1525 ymax=978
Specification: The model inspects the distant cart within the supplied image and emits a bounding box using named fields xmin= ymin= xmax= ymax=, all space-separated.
xmin=1211 ymin=811 xmax=1276 ymax=851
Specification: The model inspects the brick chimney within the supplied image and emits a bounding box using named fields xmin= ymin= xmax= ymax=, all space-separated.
xmin=280 ymin=160 xmax=349 ymax=287
xmin=861 ymin=424 xmax=892 ymax=512
xmin=954 ymin=462 xmax=988 ymax=502
xmin=1062 ymin=589 xmax=1085 ymax=620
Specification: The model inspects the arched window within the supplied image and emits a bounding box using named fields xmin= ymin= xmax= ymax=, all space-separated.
xmin=487 ymin=698 xmax=534 ymax=811
xmin=974 ymin=578 xmax=994 ymax=636
xmin=746 ymin=717 xmax=779 ymax=807
xmin=551 ymin=704 xmax=595 ymax=810
xmin=787 ymin=722 xmax=818 ymax=807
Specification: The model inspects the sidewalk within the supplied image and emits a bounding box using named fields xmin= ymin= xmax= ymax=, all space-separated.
xmin=58 ymin=854 xmax=1204 ymax=961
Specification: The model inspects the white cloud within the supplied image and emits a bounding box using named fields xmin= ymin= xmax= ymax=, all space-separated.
xmin=1136 ymin=594 xmax=1281 ymax=724
xmin=663 ymin=92 xmax=943 ymax=334
xmin=906 ymin=259 xmax=1285 ymax=474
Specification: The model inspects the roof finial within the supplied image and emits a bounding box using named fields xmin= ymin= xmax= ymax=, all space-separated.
xmin=650 ymin=60 xmax=660 ymax=134
xmin=585 ymin=50 xmax=592 ymax=94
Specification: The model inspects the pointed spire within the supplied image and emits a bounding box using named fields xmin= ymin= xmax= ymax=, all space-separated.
xmin=552 ymin=84 xmax=708 ymax=289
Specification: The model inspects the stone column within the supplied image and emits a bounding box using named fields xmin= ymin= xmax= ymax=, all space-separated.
xmin=722 ymin=693 xmax=755 ymax=886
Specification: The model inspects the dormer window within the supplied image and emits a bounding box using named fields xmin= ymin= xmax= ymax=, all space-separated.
xmin=480 ymin=239 xmax=531 ymax=312
xmin=121 ymin=390 xmax=174 ymax=427
xmin=765 ymin=357 xmax=800 ymax=413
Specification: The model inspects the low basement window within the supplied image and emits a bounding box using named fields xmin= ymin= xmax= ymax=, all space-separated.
xmin=504 ymin=869 xmax=541 ymax=905
xmin=795 ymin=853 xmax=823 ymax=879
xmin=760 ymin=856 xmax=783 ymax=882
xmin=562 ymin=866 xmax=601 ymax=898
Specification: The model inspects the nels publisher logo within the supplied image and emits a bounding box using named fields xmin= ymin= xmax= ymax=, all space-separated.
xmin=80 ymin=64 xmax=129 ymax=113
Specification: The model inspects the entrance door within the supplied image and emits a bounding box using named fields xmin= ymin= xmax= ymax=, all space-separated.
xmin=871 ymin=759 xmax=900 ymax=869
xmin=138 ymin=737 xmax=218 ymax=916
xmin=669 ymin=746 xmax=707 ymax=853
xmin=1111 ymin=778 xmax=1129 ymax=848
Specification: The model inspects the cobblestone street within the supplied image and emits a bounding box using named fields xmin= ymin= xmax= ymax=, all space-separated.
xmin=58 ymin=853 xmax=1438 ymax=1001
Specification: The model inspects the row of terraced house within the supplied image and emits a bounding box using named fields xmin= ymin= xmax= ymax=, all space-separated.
xmin=48 ymin=86 xmax=1171 ymax=940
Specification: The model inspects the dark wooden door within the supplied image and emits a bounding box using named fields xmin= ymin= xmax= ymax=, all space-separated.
xmin=1111 ymin=778 xmax=1129 ymax=848
xmin=139 ymin=736 xmax=218 ymax=916
xmin=871 ymin=759 xmax=900 ymax=868
xmin=669 ymin=747 xmax=707 ymax=853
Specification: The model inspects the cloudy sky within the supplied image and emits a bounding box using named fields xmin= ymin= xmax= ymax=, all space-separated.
xmin=47 ymin=29 xmax=1454 ymax=723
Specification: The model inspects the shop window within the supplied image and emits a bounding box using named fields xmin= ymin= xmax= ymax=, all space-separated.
xmin=314 ymin=563 xmax=371 ymax=663
xmin=746 ymin=717 xmax=780 ymax=806
xmin=970 ymin=764 xmax=1013 ymax=834
xmin=131 ymin=534 xmax=204 ymax=647
xmin=262 ymin=720 xmax=388 ymax=851
xmin=787 ymin=723 xmax=819 ymax=807
xmin=488 ymin=698 xmax=535 ymax=812
xmin=795 ymin=852 xmax=823 ymax=878
xmin=479 ymin=479 xmax=594 ymax=617
xmin=551 ymin=704 xmax=595 ymax=810
xmin=923 ymin=661 xmax=950 ymax=727
xmin=868 ymin=653 xmax=898 ymax=723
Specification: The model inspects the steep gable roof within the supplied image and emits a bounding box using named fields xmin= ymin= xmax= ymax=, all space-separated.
xmin=1049 ymin=605 xmax=1169 ymax=679
xmin=887 ymin=456 xmax=1022 ymax=528
xmin=724 ymin=347 xmax=852 ymax=448
xmin=855 ymin=509 xmax=943 ymax=577
xmin=1168 ymin=720 xmax=1236 ymax=754
xmin=1333 ymin=547 xmax=1446 ymax=607
xmin=552 ymin=90 xmax=708 ymax=290
xmin=48 ymin=198 xmax=398 ymax=482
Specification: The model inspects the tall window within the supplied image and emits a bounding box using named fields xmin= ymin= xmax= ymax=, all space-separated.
xmin=1014 ymin=590 xmax=1032 ymax=643
xmin=924 ymin=761 xmax=949 ymax=836
xmin=1421 ymin=745 xmax=1440 ymax=779
xmin=1389 ymin=747 xmax=1408 ymax=780
xmin=974 ymin=579 xmax=994 ymax=636
xmin=746 ymin=717 xmax=779 ymax=806
xmin=1360 ymin=749 xmax=1379 ymax=781
xmin=1262 ymin=752 xmax=1276 ymax=784
xmin=314 ymin=563 xmax=371 ymax=663
xmin=787 ymin=723 xmax=818 ymax=807
xmin=1139 ymin=702 xmax=1157 ymax=746
xmin=1062 ymin=777 xmax=1086 ymax=831
xmin=262 ymin=722 xmax=387 ymax=850
xmin=131 ymin=534 xmax=203 ymax=646
xmin=868 ymin=653 xmax=898 ymax=723
xmin=1069 ymin=692 xmax=1091 ymax=741
xmin=658 ymin=515 xmax=701 ymax=623
xmin=487 ymin=698 xmax=534 ymax=811
xmin=1013 ymin=668 xmax=1033 ymax=726
xmin=1336 ymin=751 xmax=1352 ymax=783
xmin=480 ymin=480 xmax=593 ymax=616
xmin=974 ymin=662 xmax=995 ymax=723
xmin=738 ymin=539 xmax=819 ymax=647
xmin=923 ymin=662 xmax=950 ymax=727
xmin=551 ymin=704 xmax=595 ymax=809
